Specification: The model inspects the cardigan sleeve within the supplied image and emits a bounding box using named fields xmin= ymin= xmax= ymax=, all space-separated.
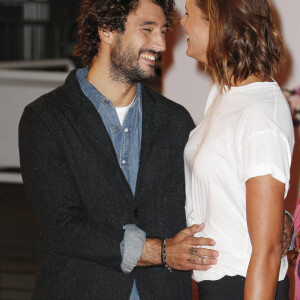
xmin=19 ymin=106 xmax=124 ymax=270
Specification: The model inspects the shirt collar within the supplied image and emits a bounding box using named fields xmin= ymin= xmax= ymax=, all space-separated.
xmin=76 ymin=68 xmax=142 ymax=111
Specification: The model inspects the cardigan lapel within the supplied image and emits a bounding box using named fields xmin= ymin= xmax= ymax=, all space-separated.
xmin=136 ymin=85 xmax=167 ymax=189
xmin=63 ymin=72 xmax=119 ymax=166
xmin=62 ymin=71 xmax=134 ymax=202
xmin=63 ymin=72 xmax=166 ymax=171
xmin=62 ymin=72 xmax=167 ymax=204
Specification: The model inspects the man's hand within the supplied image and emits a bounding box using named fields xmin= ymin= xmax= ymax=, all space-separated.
xmin=165 ymin=224 xmax=218 ymax=271
xmin=282 ymin=212 xmax=294 ymax=256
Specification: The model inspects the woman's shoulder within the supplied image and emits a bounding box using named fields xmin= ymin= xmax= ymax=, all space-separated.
xmin=230 ymin=81 xmax=294 ymax=148
xmin=232 ymin=82 xmax=292 ymax=128
xmin=229 ymin=80 xmax=283 ymax=105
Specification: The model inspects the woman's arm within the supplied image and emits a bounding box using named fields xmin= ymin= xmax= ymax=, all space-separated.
xmin=244 ymin=175 xmax=285 ymax=300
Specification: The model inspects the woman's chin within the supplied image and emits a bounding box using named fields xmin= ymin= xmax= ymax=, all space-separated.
xmin=186 ymin=50 xmax=198 ymax=61
xmin=185 ymin=50 xmax=207 ymax=64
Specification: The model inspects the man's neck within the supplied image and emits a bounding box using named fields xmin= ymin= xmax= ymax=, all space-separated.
xmin=87 ymin=60 xmax=138 ymax=108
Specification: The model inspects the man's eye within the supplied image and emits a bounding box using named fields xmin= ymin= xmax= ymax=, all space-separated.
xmin=143 ymin=28 xmax=152 ymax=32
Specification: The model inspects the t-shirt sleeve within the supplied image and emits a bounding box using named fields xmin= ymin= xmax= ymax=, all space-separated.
xmin=239 ymin=130 xmax=292 ymax=198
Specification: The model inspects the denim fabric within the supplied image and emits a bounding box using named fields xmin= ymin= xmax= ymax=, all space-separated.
xmin=76 ymin=68 xmax=142 ymax=194
xmin=120 ymin=224 xmax=146 ymax=273
xmin=129 ymin=281 xmax=140 ymax=300
xmin=76 ymin=68 xmax=143 ymax=299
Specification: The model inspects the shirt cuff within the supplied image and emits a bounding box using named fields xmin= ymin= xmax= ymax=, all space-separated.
xmin=120 ymin=224 xmax=146 ymax=274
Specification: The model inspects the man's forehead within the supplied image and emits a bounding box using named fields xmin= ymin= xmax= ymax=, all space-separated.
xmin=128 ymin=0 xmax=167 ymax=27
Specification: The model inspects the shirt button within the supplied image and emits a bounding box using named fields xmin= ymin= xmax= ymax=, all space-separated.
xmin=115 ymin=127 xmax=120 ymax=132
xmin=133 ymin=209 xmax=138 ymax=218
xmin=105 ymin=99 xmax=109 ymax=104
xmin=122 ymin=160 xmax=126 ymax=164
xmin=124 ymin=128 xmax=129 ymax=133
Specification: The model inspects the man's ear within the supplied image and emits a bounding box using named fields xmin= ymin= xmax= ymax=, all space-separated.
xmin=98 ymin=28 xmax=114 ymax=45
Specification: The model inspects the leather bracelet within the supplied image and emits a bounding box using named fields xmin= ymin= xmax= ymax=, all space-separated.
xmin=161 ymin=238 xmax=172 ymax=272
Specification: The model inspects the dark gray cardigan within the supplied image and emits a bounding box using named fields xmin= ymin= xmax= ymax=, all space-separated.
xmin=19 ymin=71 xmax=195 ymax=300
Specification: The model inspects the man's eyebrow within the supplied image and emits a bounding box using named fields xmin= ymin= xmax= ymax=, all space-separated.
xmin=139 ymin=21 xmax=168 ymax=28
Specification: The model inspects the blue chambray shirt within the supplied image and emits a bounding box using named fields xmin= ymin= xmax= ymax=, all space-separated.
xmin=76 ymin=68 xmax=143 ymax=299
xmin=76 ymin=68 xmax=142 ymax=194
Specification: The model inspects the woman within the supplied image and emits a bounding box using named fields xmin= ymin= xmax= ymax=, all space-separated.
xmin=181 ymin=0 xmax=295 ymax=299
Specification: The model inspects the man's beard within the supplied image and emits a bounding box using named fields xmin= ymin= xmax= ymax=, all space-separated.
xmin=110 ymin=35 xmax=159 ymax=83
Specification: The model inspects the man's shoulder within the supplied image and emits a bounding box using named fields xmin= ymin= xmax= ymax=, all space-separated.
xmin=26 ymin=85 xmax=64 ymax=114
xmin=24 ymin=71 xmax=78 ymax=117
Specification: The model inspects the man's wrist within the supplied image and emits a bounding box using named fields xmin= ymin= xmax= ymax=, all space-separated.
xmin=161 ymin=238 xmax=173 ymax=272
xmin=137 ymin=238 xmax=162 ymax=267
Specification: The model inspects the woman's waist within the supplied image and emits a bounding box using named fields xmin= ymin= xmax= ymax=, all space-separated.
xmin=194 ymin=222 xmax=250 ymax=249
xmin=193 ymin=256 xmax=288 ymax=282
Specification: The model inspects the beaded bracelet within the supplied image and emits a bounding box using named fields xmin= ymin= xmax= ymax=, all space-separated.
xmin=161 ymin=238 xmax=172 ymax=272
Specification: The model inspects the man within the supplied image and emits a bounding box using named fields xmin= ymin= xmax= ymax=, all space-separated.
xmin=19 ymin=0 xmax=218 ymax=299
xmin=19 ymin=0 xmax=293 ymax=299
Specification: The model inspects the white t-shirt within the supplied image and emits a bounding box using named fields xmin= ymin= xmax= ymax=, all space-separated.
xmin=115 ymin=99 xmax=135 ymax=126
xmin=184 ymin=81 xmax=295 ymax=282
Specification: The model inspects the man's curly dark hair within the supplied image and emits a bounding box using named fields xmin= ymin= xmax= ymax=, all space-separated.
xmin=73 ymin=0 xmax=176 ymax=67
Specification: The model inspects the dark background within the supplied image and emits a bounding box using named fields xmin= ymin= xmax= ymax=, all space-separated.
xmin=0 ymin=0 xmax=81 ymax=64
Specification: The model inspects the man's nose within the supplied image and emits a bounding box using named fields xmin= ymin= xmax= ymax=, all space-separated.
xmin=153 ymin=32 xmax=166 ymax=52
